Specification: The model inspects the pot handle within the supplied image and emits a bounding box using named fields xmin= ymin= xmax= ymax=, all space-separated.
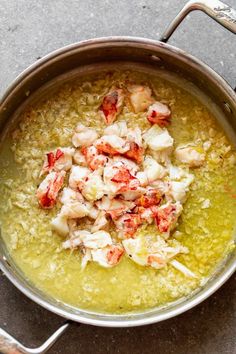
xmin=0 ymin=322 xmax=70 ymax=354
xmin=160 ymin=0 xmax=236 ymax=42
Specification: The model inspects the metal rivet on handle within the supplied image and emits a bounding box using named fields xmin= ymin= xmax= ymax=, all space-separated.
xmin=150 ymin=55 xmax=162 ymax=61
xmin=224 ymin=101 xmax=233 ymax=114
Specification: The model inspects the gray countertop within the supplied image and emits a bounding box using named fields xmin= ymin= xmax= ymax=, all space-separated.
xmin=0 ymin=0 xmax=236 ymax=353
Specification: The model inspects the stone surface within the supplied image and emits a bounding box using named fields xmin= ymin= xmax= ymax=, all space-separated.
xmin=0 ymin=0 xmax=236 ymax=353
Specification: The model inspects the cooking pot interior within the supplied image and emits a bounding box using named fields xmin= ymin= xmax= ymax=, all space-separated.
xmin=0 ymin=38 xmax=236 ymax=326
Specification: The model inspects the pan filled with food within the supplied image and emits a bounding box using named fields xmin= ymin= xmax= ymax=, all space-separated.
xmin=0 ymin=0 xmax=235 ymax=352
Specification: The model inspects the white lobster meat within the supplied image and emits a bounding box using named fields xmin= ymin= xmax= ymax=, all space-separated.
xmin=81 ymin=170 xmax=106 ymax=202
xmin=96 ymin=196 xmax=135 ymax=220
xmin=175 ymin=144 xmax=205 ymax=167
xmin=128 ymin=84 xmax=154 ymax=113
xmin=72 ymin=124 xmax=98 ymax=148
xmin=104 ymin=121 xmax=128 ymax=137
xmin=136 ymin=157 xmax=166 ymax=186
xmin=143 ymin=125 xmax=174 ymax=151
xmin=69 ymin=165 xmax=90 ymax=190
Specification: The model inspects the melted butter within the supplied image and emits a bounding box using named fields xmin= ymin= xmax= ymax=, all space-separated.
xmin=0 ymin=69 xmax=235 ymax=314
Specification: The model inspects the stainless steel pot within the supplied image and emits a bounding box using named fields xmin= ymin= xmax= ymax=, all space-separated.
xmin=0 ymin=0 xmax=235 ymax=352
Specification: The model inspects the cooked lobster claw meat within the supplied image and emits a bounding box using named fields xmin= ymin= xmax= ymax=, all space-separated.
xmin=91 ymin=244 xmax=124 ymax=267
xmin=128 ymin=84 xmax=154 ymax=113
xmin=135 ymin=188 xmax=162 ymax=208
xmin=124 ymin=142 xmax=144 ymax=164
xmin=99 ymin=88 xmax=124 ymax=125
xmin=40 ymin=147 xmax=74 ymax=176
xmin=37 ymin=171 xmax=65 ymax=209
xmin=114 ymin=213 xmax=142 ymax=239
xmin=155 ymin=202 xmax=182 ymax=236
xmin=106 ymin=245 xmax=124 ymax=265
xmin=147 ymin=102 xmax=171 ymax=127
xmin=110 ymin=164 xmax=140 ymax=193
xmin=81 ymin=146 xmax=108 ymax=171
xmin=95 ymin=135 xmax=130 ymax=155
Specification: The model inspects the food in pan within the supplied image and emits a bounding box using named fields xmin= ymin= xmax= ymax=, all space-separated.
xmin=0 ymin=70 xmax=235 ymax=313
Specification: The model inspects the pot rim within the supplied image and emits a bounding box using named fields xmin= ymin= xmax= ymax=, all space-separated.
xmin=1 ymin=36 xmax=235 ymax=106
xmin=0 ymin=36 xmax=236 ymax=327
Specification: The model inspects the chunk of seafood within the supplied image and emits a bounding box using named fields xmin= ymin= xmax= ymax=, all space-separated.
xmin=135 ymin=205 xmax=159 ymax=224
xmin=168 ymin=181 xmax=188 ymax=204
xmin=103 ymin=161 xmax=139 ymax=197
xmin=60 ymin=202 xmax=90 ymax=219
xmin=72 ymin=125 xmax=98 ymax=148
xmin=147 ymin=102 xmax=171 ymax=126
xmin=123 ymin=127 xmax=144 ymax=163
xmin=114 ymin=213 xmax=142 ymax=239
xmin=99 ymin=88 xmax=124 ymax=124
xmin=95 ymin=135 xmax=130 ymax=155
xmin=136 ymin=157 xmax=166 ymax=186
xmin=80 ymin=230 xmax=112 ymax=249
xmin=68 ymin=165 xmax=90 ymax=190
xmin=60 ymin=187 xmax=84 ymax=204
xmin=125 ymin=142 xmax=144 ymax=164
xmin=81 ymin=248 xmax=92 ymax=269
xmin=106 ymin=245 xmax=124 ymax=266
xmin=85 ymin=202 xmax=100 ymax=219
xmin=128 ymin=85 xmax=154 ymax=113
xmin=40 ymin=148 xmax=74 ymax=176
xmin=113 ymin=156 xmax=139 ymax=174
xmin=91 ymin=210 xmax=109 ymax=232
xmin=111 ymin=164 xmax=140 ymax=193
xmin=104 ymin=121 xmax=128 ymax=137
xmin=63 ymin=237 xmax=82 ymax=249
xmin=73 ymin=149 xmax=87 ymax=166
xmin=119 ymin=189 xmax=144 ymax=201
xmin=167 ymin=165 xmax=194 ymax=203
xmin=155 ymin=202 xmax=183 ymax=236
xmin=62 ymin=230 xmax=90 ymax=249
xmin=143 ymin=125 xmax=174 ymax=151
xmin=82 ymin=146 xmax=108 ymax=170
xmin=175 ymin=144 xmax=205 ymax=167
xmin=96 ymin=196 xmax=135 ymax=220
xmin=147 ymin=255 xmax=167 ymax=269
xmin=144 ymin=156 xmax=166 ymax=179
xmin=91 ymin=244 xmax=124 ymax=267
xmin=81 ymin=171 xmax=106 ymax=201
xmin=123 ymin=234 xmax=188 ymax=270
xmin=135 ymin=188 xmax=162 ymax=208
xmin=168 ymin=174 xmax=194 ymax=204
xmin=127 ymin=127 xmax=143 ymax=147
xmin=150 ymin=148 xmax=172 ymax=166
xmin=51 ymin=213 xmax=69 ymax=236
xmin=37 ymin=171 xmax=65 ymax=209
xmin=168 ymin=165 xmax=188 ymax=181
xmin=149 ymin=180 xmax=169 ymax=195
xmin=122 ymin=237 xmax=147 ymax=266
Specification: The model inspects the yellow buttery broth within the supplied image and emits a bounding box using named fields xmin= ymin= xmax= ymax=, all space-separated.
xmin=0 ymin=70 xmax=236 ymax=314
